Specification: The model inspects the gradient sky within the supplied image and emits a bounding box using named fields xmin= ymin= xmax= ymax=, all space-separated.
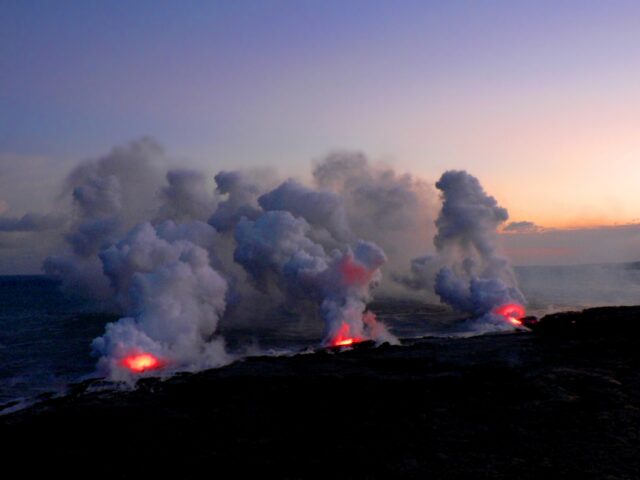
xmin=2 ymin=0 xmax=640 ymax=229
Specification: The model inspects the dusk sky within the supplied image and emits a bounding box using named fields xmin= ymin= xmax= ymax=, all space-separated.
xmin=2 ymin=0 xmax=640 ymax=271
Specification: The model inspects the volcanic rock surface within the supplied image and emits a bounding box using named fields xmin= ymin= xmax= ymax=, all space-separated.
xmin=2 ymin=305 xmax=640 ymax=479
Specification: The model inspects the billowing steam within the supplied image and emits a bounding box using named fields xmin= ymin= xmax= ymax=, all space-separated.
xmin=312 ymin=151 xmax=437 ymax=297
xmin=43 ymin=138 xmax=164 ymax=299
xmin=431 ymin=170 xmax=526 ymax=328
xmin=258 ymin=179 xmax=352 ymax=244
xmin=208 ymin=169 xmax=276 ymax=233
xmin=234 ymin=210 xmax=395 ymax=346
xmin=92 ymin=221 xmax=229 ymax=380
xmin=42 ymin=140 xmax=413 ymax=379
xmin=156 ymin=169 xmax=217 ymax=223
xmin=43 ymin=139 xmax=530 ymax=380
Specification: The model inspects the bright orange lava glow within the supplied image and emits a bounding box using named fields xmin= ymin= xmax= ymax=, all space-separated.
xmin=334 ymin=338 xmax=356 ymax=346
xmin=330 ymin=323 xmax=363 ymax=347
xmin=494 ymin=303 xmax=526 ymax=327
xmin=122 ymin=353 xmax=161 ymax=372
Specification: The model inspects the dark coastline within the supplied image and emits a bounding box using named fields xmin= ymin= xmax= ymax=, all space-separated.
xmin=2 ymin=306 xmax=640 ymax=479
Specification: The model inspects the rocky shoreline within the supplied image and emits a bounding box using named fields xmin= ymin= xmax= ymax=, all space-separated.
xmin=2 ymin=305 xmax=640 ymax=478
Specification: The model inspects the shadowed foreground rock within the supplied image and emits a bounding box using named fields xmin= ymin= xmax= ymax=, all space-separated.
xmin=2 ymin=306 xmax=640 ymax=479
xmin=527 ymin=305 xmax=640 ymax=336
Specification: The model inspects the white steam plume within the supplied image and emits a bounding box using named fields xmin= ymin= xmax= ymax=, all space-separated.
xmin=312 ymin=151 xmax=437 ymax=298
xmin=156 ymin=169 xmax=217 ymax=223
xmin=92 ymin=221 xmax=229 ymax=380
xmin=44 ymin=138 xmax=164 ymax=299
xmin=37 ymin=140 xmax=479 ymax=380
xmin=258 ymin=179 xmax=352 ymax=244
xmin=432 ymin=170 xmax=525 ymax=327
xmin=234 ymin=210 xmax=396 ymax=345
xmin=208 ymin=169 xmax=277 ymax=233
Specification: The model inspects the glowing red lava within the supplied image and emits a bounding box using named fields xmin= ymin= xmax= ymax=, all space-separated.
xmin=122 ymin=353 xmax=161 ymax=372
xmin=494 ymin=303 xmax=526 ymax=327
xmin=330 ymin=323 xmax=363 ymax=347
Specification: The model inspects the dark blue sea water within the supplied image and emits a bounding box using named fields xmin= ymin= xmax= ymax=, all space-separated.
xmin=0 ymin=276 xmax=115 ymax=406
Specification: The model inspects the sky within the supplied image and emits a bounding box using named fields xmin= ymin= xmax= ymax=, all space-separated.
xmin=1 ymin=0 xmax=640 ymax=271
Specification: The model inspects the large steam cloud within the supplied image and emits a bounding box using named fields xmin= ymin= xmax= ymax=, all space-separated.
xmin=431 ymin=170 xmax=525 ymax=328
xmin=258 ymin=179 xmax=352 ymax=244
xmin=312 ymin=151 xmax=437 ymax=297
xmin=156 ymin=169 xmax=217 ymax=223
xmin=43 ymin=138 xmax=165 ymax=299
xmin=234 ymin=211 xmax=395 ymax=345
xmin=208 ymin=169 xmax=276 ymax=233
xmin=42 ymin=139 xmax=528 ymax=380
xmin=42 ymin=140 xmax=418 ymax=379
xmin=92 ymin=221 xmax=229 ymax=380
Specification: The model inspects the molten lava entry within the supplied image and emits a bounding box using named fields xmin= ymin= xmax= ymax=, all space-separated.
xmin=494 ymin=303 xmax=526 ymax=326
xmin=330 ymin=323 xmax=364 ymax=347
xmin=122 ymin=353 xmax=162 ymax=372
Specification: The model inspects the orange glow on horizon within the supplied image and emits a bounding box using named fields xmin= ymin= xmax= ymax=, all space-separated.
xmin=500 ymin=221 xmax=640 ymax=234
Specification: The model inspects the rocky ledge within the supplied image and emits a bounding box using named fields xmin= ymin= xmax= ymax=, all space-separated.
xmin=2 ymin=305 xmax=640 ymax=479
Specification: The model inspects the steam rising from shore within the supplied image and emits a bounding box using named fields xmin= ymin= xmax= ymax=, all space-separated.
xmin=93 ymin=221 xmax=229 ymax=380
xmin=432 ymin=170 xmax=525 ymax=329
xmin=43 ymin=139 xmax=526 ymax=378
xmin=234 ymin=211 xmax=395 ymax=346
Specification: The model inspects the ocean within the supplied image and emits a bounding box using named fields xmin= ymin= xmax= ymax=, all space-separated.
xmin=0 ymin=276 xmax=114 ymax=405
